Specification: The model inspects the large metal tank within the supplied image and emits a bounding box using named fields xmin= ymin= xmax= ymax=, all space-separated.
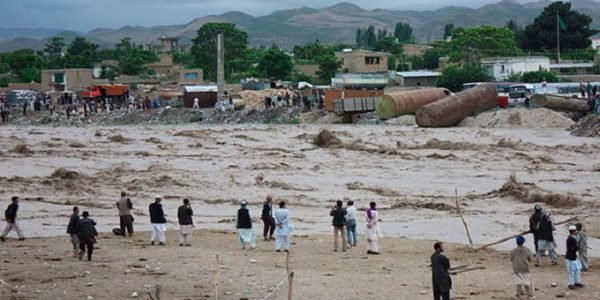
xmin=415 ymin=84 xmax=497 ymax=127
xmin=530 ymin=94 xmax=591 ymax=113
xmin=376 ymin=88 xmax=451 ymax=120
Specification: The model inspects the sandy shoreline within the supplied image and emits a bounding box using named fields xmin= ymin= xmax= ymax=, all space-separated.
xmin=0 ymin=230 xmax=599 ymax=300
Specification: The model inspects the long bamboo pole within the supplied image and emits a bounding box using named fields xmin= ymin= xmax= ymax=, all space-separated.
xmin=286 ymin=251 xmax=294 ymax=300
xmin=455 ymin=188 xmax=473 ymax=245
xmin=476 ymin=216 xmax=579 ymax=251
xmin=215 ymin=254 xmax=220 ymax=300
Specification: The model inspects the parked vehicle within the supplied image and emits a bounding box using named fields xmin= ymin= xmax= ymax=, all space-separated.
xmin=509 ymin=84 xmax=535 ymax=107
xmin=81 ymin=84 xmax=129 ymax=102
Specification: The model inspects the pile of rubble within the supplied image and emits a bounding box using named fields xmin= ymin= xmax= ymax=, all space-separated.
xmin=569 ymin=114 xmax=600 ymax=137
xmin=240 ymin=89 xmax=297 ymax=110
xmin=3 ymin=106 xmax=303 ymax=126
xmin=198 ymin=107 xmax=302 ymax=124
xmin=459 ymin=107 xmax=575 ymax=128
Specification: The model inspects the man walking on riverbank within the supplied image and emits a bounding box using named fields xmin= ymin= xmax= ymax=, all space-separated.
xmin=535 ymin=211 xmax=558 ymax=266
xmin=149 ymin=196 xmax=167 ymax=245
xmin=78 ymin=211 xmax=97 ymax=261
xmin=529 ymin=204 xmax=543 ymax=253
xmin=116 ymin=191 xmax=134 ymax=237
xmin=67 ymin=206 xmax=80 ymax=257
xmin=274 ymin=201 xmax=291 ymax=252
xmin=0 ymin=196 xmax=24 ymax=242
xmin=566 ymin=225 xmax=584 ymax=289
xmin=236 ymin=200 xmax=256 ymax=249
xmin=346 ymin=200 xmax=357 ymax=248
xmin=431 ymin=242 xmax=451 ymax=300
xmin=177 ymin=199 xmax=194 ymax=247
xmin=510 ymin=235 xmax=535 ymax=299
xmin=261 ymin=195 xmax=275 ymax=241
xmin=576 ymin=223 xmax=588 ymax=271
xmin=330 ymin=200 xmax=347 ymax=252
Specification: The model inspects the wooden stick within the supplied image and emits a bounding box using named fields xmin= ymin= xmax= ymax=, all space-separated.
xmin=449 ymin=264 xmax=472 ymax=271
xmin=260 ymin=275 xmax=288 ymax=300
xmin=455 ymin=188 xmax=473 ymax=245
xmin=476 ymin=216 xmax=579 ymax=250
xmin=450 ymin=266 xmax=485 ymax=275
xmin=287 ymin=251 xmax=293 ymax=300
xmin=214 ymin=254 xmax=220 ymax=300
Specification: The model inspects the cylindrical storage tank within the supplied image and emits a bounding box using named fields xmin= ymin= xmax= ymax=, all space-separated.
xmin=530 ymin=94 xmax=591 ymax=113
xmin=416 ymin=84 xmax=497 ymax=127
xmin=376 ymin=88 xmax=451 ymax=120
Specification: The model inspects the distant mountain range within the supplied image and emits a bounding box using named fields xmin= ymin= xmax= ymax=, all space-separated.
xmin=1 ymin=0 xmax=600 ymax=52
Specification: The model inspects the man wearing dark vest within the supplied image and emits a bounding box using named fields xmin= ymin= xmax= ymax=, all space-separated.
xmin=236 ymin=200 xmax=256 ymax=249
xmin=116 ymin=191 xmax=134 ymax=237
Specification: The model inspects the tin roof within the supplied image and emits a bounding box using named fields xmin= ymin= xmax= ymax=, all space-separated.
xmin=396 ymin=71 xmax=441 ymax=78
xmin=184 ymin=85 xmax=218 ymax=92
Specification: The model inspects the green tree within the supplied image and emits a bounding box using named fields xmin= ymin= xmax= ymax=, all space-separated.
xmin=356 ymin=25 xmax=377 ymax=49
xmin=447 ymin=26 xmax=521 ymax=62
xmin=258 ymin=47 xmax=293 ymax=79
xmin=64 ymin=37 xmax=99 ymax=68
xmin=421 ymin=48 xmax=442 ymax=69
xmin=44 ymin=36 xmax=66 ymax=69
xmin=114 ymin=37 xmax=159 ymax=75
xmin=394 ymin=22 xmax=415 ymax=44
xmin=100 ymin=64 xmax=120 ymax=81
xmin=6 ymin=49 xmax=46 ymax=82
xmin=191 ymin=23 xmax=249 ymax=81
xmin=521 ymin=1 xmax=598 ymax=51
xmin=316 ymin=54 xmax=341 ymax=84
xmin=292 ymin=40 xmax=333 ymax=61
xmin=443 ymin=24 xmax=454 ymax=40
xmin=436 ymin=64 xmax=491 ymax=92
xmin=172 ymin=50 xmax=195 ymax=67
xmin=521 ymin=70 xmax=558 ymax=83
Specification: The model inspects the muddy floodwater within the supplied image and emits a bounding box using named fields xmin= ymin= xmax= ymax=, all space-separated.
xmin=1 ymin=124 xmax=599 ymax=256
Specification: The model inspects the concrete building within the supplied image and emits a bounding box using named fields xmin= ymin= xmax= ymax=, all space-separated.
xmin=394 ymin=71 xmax=441 ymax=88
xmin=178 ymin=69 xmax=204 ymax=85
xmin=158 ymin=36 xmax=180 ymax=53
xmin=41 ymin=68 xmax=94 ymax=93
xmin=147 ymin=54 xmax=178 ymax=76
xmin=591 ymin=38 xmax=600 ymax=53
xmin=480 ymin=57 xmax=550 ymax=81
xmin=336 ymin=50 xmax=388 ymax=73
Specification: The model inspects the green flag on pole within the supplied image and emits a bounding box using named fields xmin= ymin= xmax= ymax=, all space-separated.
xmin=559 ymin=16 xmax=567 ymax=31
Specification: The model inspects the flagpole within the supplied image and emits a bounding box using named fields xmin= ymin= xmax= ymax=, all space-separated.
xmin=556 ymin=11 xmax=561 ymax=63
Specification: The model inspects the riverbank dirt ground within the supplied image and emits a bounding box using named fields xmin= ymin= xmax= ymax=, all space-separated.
xmin=1 ymin=123 xmax=599 ymax=299
xmin=1 ymin=231 xmax=599 ymax=300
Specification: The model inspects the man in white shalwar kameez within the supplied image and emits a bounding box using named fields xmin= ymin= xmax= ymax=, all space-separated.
xmin=274 ymin=201 xmax=291 ymax=252
xmin=236 ymin=200 xmax=256 ymax=249
xmin=365 ymin=201 xmax=382 ymax=255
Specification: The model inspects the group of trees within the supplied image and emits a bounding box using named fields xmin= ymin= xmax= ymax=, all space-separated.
xmin=1 ymin=1 xmax=597 ymax=89
xmin=0 ymin=35 xmax=159 ymax=86
xmin=433 ymin=1 xmax=598 ymax=91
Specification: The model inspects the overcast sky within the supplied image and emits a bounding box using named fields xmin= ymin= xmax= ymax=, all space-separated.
xmin=0 ymin=0 xmax=528 ymax=31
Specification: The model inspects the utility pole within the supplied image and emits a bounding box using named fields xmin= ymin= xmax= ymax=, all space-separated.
xmin=217 ymin=33 xmax=225 ymax=99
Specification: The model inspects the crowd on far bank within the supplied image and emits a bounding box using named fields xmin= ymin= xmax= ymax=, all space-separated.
xmin=0 ymin=192 xmax=592 ymax=299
